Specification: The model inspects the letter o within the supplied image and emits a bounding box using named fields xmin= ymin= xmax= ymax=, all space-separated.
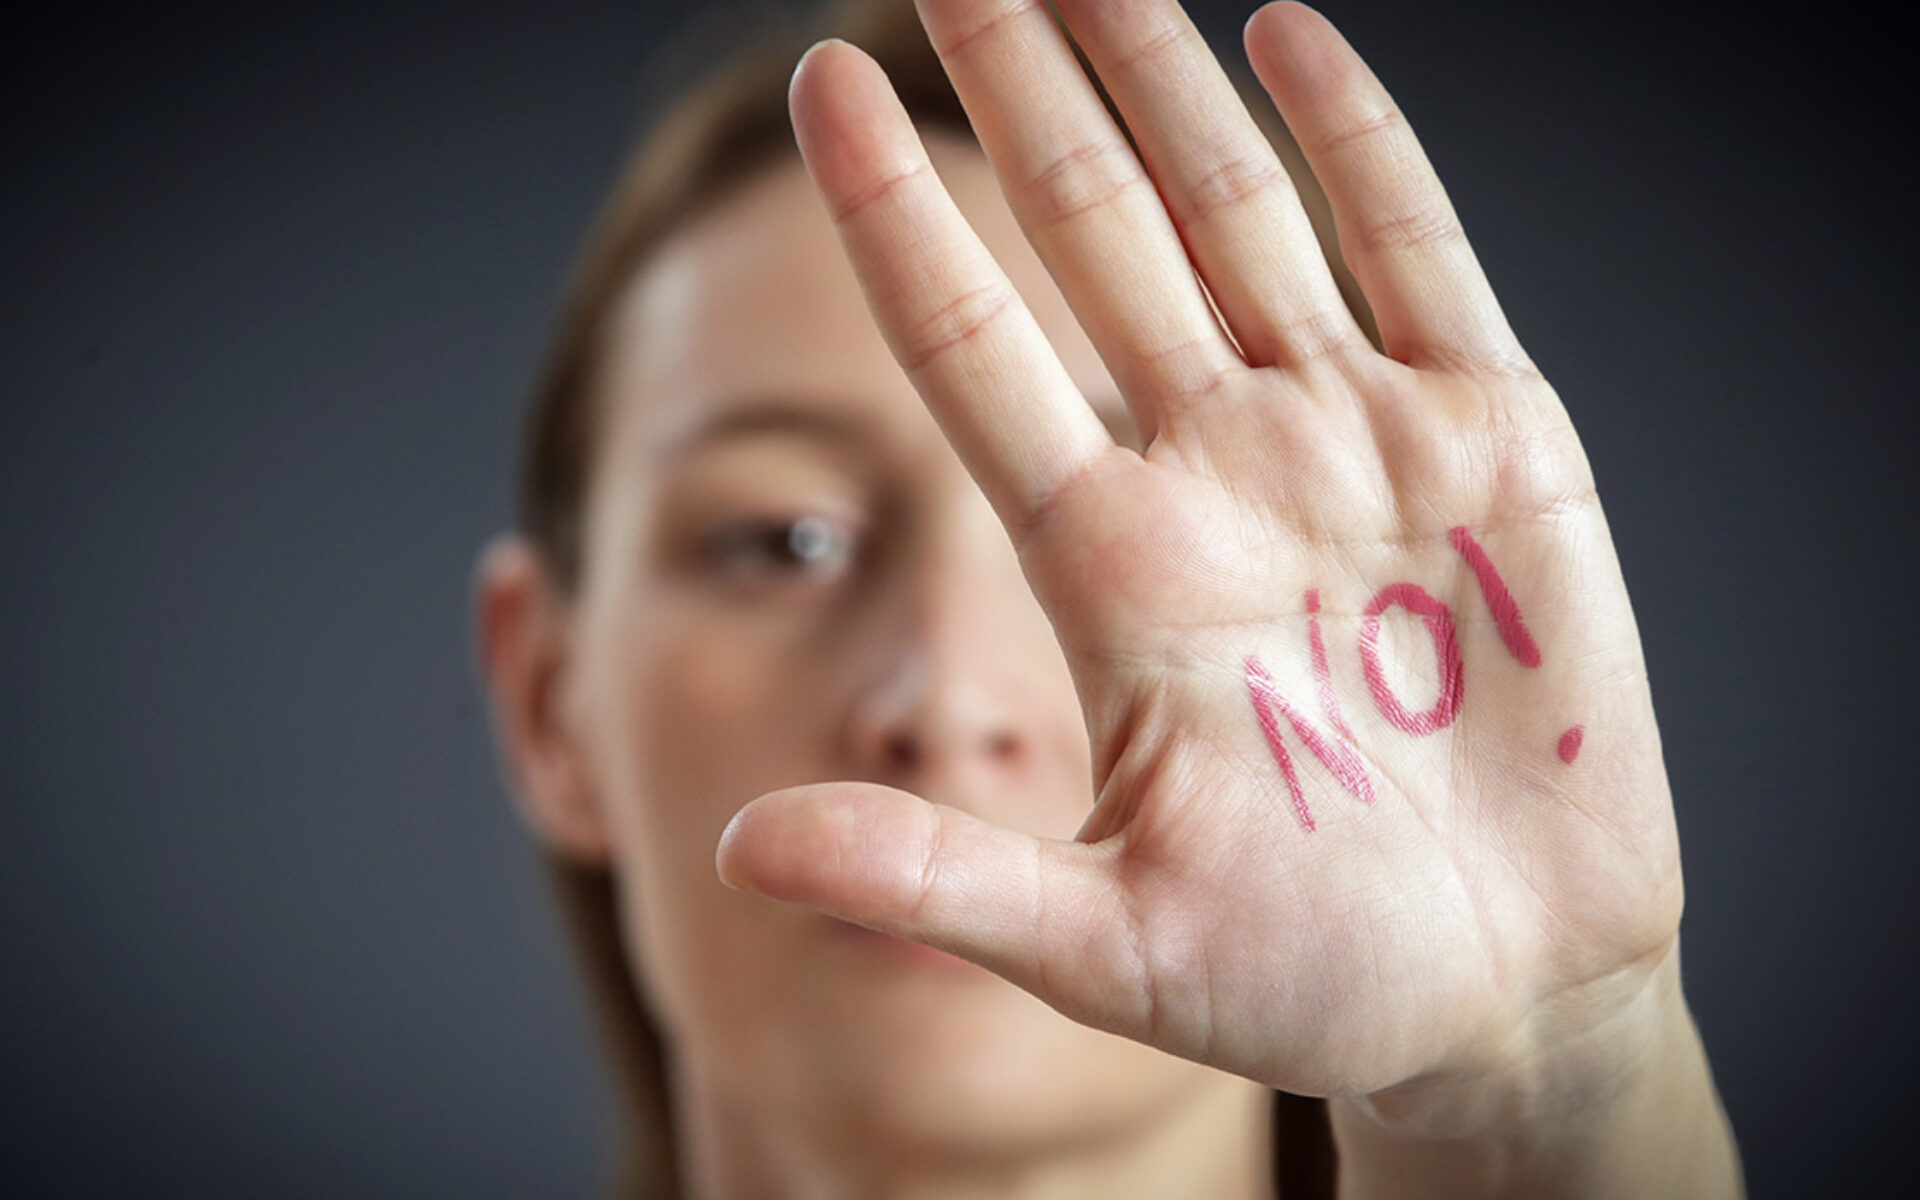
xmin=1358 ymin=583 xmax=1464 ymax=736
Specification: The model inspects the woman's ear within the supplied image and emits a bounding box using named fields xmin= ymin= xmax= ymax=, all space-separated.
xmin=473 ymin=534 xmax=612 ymax=864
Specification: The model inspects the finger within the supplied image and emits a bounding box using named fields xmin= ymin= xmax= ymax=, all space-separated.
xmin=791 ymin=39 xmax=1114 ymax=525
xmin=1246 ymin=3 xmax=1533 ymax=375
xmin=1052 ymin=0 xmax=1365 ymax=368
xmin=913 ymin=0 xmax=1244 ymax=420
xmin=717 ymin=782 xmax=1151 ymax=1039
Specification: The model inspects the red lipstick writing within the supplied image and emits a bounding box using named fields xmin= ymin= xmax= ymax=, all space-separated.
xmin=1247 ymin=527 xmax=1580 ymax=830
xmin=1358 ymin=582 xmax=1464 ymax=736
xmin=1558 ymin=724 xmax=1585 ymax=765
xmin=1245 ymin=650 xmax=1375 ymax=834
xmin=1447 ymin=525 xmax=1542 ymax=668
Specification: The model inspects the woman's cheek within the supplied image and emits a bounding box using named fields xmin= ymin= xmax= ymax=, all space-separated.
xmin=622 ymin=602 xmax=821 ymax=847
xmin=607 ymin=602 xmax=847 ymax=1036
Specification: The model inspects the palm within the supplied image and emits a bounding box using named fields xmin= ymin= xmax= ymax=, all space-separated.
xmin=1015 ymin=360 xmax=1676 ymax=1095
xmin=719 ymin=0 xmax=1682 ymax=1103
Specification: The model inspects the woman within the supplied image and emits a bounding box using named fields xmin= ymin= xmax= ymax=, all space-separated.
xmin=476 ymin=0 xmax=1745 ymax=1194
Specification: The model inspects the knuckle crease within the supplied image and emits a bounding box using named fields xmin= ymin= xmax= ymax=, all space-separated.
xmin=1356 ymin=206 xmax=1463 ymax=252
xmin=1113 ymin=20 xmax=1191 ymax=74
xmin=932 ymin=0 xmax=1044 ymax=60
xmin=1313 ymin=104 xmax=1405 ymax=157
xmin=1179 ymin=152 xmax=1287 ymax=225
xmin=831 ymin=158 xmax=930 ymax=226
xmin=1023 ymin=138 xmax=1147 ymax=228
xmin=899 ymin=282 xmax=1017 ymax=371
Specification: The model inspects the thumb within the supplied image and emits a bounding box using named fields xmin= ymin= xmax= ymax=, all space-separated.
xmin=716 ymin=782 xmax=1148 ymax=1035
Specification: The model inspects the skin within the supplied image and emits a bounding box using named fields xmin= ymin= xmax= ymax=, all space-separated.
xmin=484 ymin=1 xmax=1744 ymax=1195
xmin=481 ymin=138 xmax=1274 ymax=1196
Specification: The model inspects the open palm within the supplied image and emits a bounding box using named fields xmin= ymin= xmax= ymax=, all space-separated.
xmin=718 ymin=0 xmax=1681 ymax=1112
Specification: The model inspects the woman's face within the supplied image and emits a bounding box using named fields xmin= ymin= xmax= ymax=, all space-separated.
xmin=562 ymin=136 xmax=1228 ymax=1151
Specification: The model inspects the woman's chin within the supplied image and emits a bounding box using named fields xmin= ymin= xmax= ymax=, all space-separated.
xmin=732 ymin=934 xmax=1195 ymax=1155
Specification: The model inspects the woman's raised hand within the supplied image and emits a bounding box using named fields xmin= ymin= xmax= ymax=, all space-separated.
xmin=718 ymin=0 xmax=1687 ymax=1132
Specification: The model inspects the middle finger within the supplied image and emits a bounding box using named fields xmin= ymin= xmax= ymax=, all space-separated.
xmin=915 ymin=0 xmax=1243 ymax=429
xmin=1054 ymin=0 xmax=1366 ymax=369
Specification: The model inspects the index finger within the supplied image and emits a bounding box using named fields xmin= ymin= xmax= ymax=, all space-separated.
xmin=791 ymin=39 xmax=1115 ymax=528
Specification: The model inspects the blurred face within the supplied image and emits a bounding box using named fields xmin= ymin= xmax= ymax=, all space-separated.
xmin=563 ymin=137 xmax=1220 ymax=1153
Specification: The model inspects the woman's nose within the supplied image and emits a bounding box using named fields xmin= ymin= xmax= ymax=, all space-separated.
xmin=851 ymin=652 xmax=1028 ymax=779
xmin=843 ymin=508 xmax=1050 ymax=788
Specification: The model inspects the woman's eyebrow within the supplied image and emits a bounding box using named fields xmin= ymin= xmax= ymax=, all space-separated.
xmin=661 ymin=400 xmax=874 ymax=462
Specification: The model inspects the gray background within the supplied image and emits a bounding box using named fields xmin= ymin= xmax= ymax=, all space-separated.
xmin=4 ymin=0 xmax=1912 ymax=1195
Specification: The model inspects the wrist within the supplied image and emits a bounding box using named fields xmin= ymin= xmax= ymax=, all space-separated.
xmin=1346 ymin=939 xmax=1683 ymax=1138
xmin=1327 ymin=943 xmax=1741 ymax=1198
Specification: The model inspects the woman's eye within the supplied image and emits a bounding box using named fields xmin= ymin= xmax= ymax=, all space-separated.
xmin=700 ymin=514 xmax=856 ymax=585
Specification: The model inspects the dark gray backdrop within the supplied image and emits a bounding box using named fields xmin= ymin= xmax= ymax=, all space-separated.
xmin=4 ymin=1 xmax=1913 ymax=1195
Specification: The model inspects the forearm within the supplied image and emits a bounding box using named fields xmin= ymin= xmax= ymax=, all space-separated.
xmin=1327 ymin=948 xmax=1744 ymax=1200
